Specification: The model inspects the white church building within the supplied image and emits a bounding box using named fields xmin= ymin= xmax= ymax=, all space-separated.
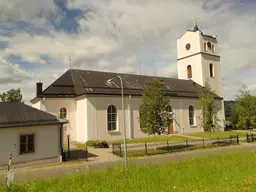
xmin=30 ymin=23 xmax=225 ymax=143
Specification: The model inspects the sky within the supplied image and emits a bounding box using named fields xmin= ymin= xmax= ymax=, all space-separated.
xmin=0 ymin=0 xmax=256 ymax=103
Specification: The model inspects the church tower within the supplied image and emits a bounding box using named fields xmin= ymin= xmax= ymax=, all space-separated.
xmin=177 ymin=16 xmax=222 ymax=96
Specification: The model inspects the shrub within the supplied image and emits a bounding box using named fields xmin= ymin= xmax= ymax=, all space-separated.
xmin=86 ymin=140 xmax=109 ymax=148
xmin=86 ymin=140 xmax=96 ymax=147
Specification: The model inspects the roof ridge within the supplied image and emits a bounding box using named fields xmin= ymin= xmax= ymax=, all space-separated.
xmin=69 ymin=68 xmax=184 ymax=81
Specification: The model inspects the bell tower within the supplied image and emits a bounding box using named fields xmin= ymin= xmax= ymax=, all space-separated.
xmin=177 ymin=16 xmax=222 ymax=96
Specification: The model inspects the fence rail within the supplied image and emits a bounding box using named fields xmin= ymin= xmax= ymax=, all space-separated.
xmin=246 ymin=133 xmax=256 ymax=143
xmin=112 ymin=135 xmax=240 ymax=157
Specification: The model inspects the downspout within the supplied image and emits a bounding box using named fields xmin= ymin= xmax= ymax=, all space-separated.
xmin=94 ymin=97 xmax=98 ymax=140
xmin=128 ymin=95 xmax=132 ymax=139
xmin=179 ymin=99 xmax=183 ymax=134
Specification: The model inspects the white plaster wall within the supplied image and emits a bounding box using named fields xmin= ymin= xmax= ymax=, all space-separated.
xmin=32 ymin=101 xmax=41 ymax=110
xmin=32 ymin=98 xmax=77 ymax=141
xmin=76 ymin=96 xmax=87 ymax=142
xmin=177 ymin=30 xmax=222 ymax=97
xmin=178 ymin=54 xmax=204 ymax=86
xmin=0 ymin=124 xmax=60 ymax=166
xmin=86 ymin=97 xmax=96 ymax=142
xmin=177 ymin=30 xmax=201 ymax=59
xmin=202 ymin=54 xmax=222 ymax=96
xmin=85 ymin=95 xmax=225 ymax=141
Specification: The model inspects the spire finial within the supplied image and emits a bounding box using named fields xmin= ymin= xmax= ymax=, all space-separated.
xmin=193 ymin=14 xmax=199 ymax=26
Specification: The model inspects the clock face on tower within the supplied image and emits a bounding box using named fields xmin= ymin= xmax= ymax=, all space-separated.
xmin=185 ymin=43 xmax=191 ymax=50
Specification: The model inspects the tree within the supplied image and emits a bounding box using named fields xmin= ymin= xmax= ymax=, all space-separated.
xmin=0 ymin=88 xmax=23 ymax=102
xmin=139 ymin=79 xmax=172 ymax=150
xmin=232 ymin=85 xmax=256 ymax=129
xmin=199 ymin=80 xmax=221 ymax=135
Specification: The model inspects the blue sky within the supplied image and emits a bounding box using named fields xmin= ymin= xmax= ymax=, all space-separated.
xmin=0 ymin=0 xmax=256 ymax=102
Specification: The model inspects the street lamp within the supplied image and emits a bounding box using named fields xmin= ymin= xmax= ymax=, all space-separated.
xmin=106 ymin=76 xmax=128 ymax=166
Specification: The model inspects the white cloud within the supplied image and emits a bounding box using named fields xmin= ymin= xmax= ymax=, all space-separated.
xmin=0 ymin=0 xmax=62 ymax=25
xmin=1 ymin=0 xmax=256 ymax=102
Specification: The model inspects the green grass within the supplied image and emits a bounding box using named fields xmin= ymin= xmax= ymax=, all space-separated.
xmin=3 ymin=151 xmax=256 ymax=192
xmin=64 ymin=136 xmax=195 ymax=149
xmin=117 ymin=140 xmax=236 ymax=158
xmin=109 ymin=135 xmax=195 ymax=145
xmin=186 ymin=130 xmax=247 ymax=139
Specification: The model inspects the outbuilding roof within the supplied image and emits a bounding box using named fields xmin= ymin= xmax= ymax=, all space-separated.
xmin=0 ymin=102 xmax=63 ymax=128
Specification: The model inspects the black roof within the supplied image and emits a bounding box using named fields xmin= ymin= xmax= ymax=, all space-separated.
xmin=0 ymin=102 xmax=62 ymax=128
xmin=31 ymin=69 xmax=222 ymax=102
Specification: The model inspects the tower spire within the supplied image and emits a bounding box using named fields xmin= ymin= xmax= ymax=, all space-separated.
xmin=193 ymin=14 xmax=199 ymax=31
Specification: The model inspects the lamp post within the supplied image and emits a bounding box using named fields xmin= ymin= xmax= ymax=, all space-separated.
xmin=106 ymin=76 xmax=127 ymax=166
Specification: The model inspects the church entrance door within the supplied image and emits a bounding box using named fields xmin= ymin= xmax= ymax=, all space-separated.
xmin=168 ymin=119 xmax=174 ymax=134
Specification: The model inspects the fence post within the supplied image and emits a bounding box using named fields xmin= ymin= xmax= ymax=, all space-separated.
xmin=185 ymin=139 xmax=188 ymax=150
xmin=246 ymin=133 xmax=248 ymax=142
xmin=217 ymin=137 xmax=219 ymax=147
xmin=145 ymin=143 xmax=147 ymax=155
xmin=167 ymin=140 xmax=169 ymax=152
xmin=119 ymin=144 xmax=122 ymax=156
xmin=85 ymin=146 xmax=88 ymax=161
xmin=202 ymin=138 xmax=204 ymax=148
xmin=237 ymin=134 xmax=239 ymax=144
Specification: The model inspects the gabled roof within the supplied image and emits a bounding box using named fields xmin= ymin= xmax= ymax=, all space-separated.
xmin=30 ymin=69 xmax=222 ymax=103
xmin=0 ymin=102 xmax=63 ymax=128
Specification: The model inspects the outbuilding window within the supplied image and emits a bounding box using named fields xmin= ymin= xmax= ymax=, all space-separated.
xmin=20 ymin=134 xmax=35 ymax=154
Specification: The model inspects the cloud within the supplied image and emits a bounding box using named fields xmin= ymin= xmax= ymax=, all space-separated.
xmin=0 ymin=56 xmax=33 ymax=84
xmin=1 ymin=0 xmax=256 ymax=102
xmin=0 ymin=0 xmax=62 ymax=24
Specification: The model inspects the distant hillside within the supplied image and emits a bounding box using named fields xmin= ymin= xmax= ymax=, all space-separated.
xmin=224 ymin=100 xmax=238 ymax=118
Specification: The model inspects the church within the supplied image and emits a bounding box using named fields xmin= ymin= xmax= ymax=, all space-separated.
xmin=30 ymin=22 xmax=225 ymax=143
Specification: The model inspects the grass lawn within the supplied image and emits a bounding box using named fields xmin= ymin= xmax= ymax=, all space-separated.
xmin=108 ymin=135 xmax=195 ymax=145
xmin=69 ymin=136 xmax=195 ymax=148
xmin=3 ymin=151 xmax=256 ymax=192
xmin=186 ymin=130 xmax=247 ymax=139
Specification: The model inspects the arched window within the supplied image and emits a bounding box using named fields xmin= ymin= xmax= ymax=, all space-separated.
xmin=59 ymin=107 xmax=67 ymax=119
xmin=212 ymin=45 xmax=215 ymax=53
xmin=209 ymin=63 xmax=214 ymax=77
xmin=107 ymin=105 xmax=117 ymax=131
xmin=188 ymin=105 xmax=195 ymax=126
xmin=187 ymin=65 xmax=192 ymax=79
xmin=204 ymin=42 xmax=207 ymax=52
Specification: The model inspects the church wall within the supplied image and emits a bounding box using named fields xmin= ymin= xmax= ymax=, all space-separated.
xmin=202 ymin=54 xmax=221 ymax=96
xmin=177 ymin=54 xmax=204 ymax=86
xmin=177 ymin=30 xmax=201 ymax=59
xmin=76 ymin=96 xmax=87 ymax=142
xmin=32 ymin=100 xmax=41 ymax=110
xmin=177 ymin=98 xmax=203 ymax=134
xmin=32 ymin=98 xmax=77 ymax=141
xmin=86 ymin=95 xmax=125 ymax=141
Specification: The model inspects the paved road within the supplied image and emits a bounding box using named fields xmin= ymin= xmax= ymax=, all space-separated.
xmin=1 ymin=143 xmax=256 ymax=183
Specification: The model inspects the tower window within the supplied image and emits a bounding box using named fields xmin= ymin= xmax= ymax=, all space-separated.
xmin=187 ymin=65 xmax=192 ymax=79
xmin=209 ymin=63 xmax=214 ymax=77
xmin=204 ymin=43 xmax=207 ymax=52
xmin=212 ymin=45 xmax=215 ymax=53
xmin=207 ymin=42 xmax=212 ymax=50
